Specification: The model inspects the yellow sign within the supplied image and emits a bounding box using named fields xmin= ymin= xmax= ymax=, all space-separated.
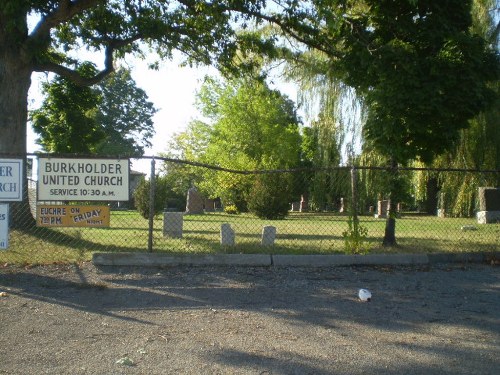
xmin=37 ymin=205 xmax=110 ymax=227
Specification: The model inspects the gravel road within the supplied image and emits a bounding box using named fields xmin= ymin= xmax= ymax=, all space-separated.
xmin=1 ymin=262 xmax=499 ymax=374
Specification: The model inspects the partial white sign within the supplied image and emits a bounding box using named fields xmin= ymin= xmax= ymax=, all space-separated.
xmin=0 ymin=204 xmax=8 ymax=249
xmin=38 ymin=158 xmax=130 ymax=201
xmin=0 ymin=159 xmax=23 ymax=202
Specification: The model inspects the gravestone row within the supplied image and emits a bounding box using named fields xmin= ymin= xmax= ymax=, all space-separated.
xmin=163 ymin=212 xmax=277 ymax=246
xmin=183 ymin=186 xmax=500 ymax=224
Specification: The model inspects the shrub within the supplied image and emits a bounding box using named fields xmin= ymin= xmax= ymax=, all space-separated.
xmin=134 ymin=176 xmax=186 ymax=219
xmin=248 ymin=173 xmax=291 ymax=220
xmin=342 ymin=215 xmax=370 ymax=254
xmin=224 ymin=204 xmax=239 ymax=215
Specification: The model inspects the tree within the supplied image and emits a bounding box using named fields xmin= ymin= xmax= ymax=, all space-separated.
xmin=198 ymin=77 xmax=302 ymax=215
xmin=0 ymin=0 xmax=313 ymax=156
xmin=134 ymin=174 xmax=186 ymax=219
xmin=162 ymin=76 xmax=302 ymax=215
xmin=31 ymin=66 xmax=157 ymax=155
xmin=419 ymin=0 xmax=500 ymax=218
xmin=94 ymin=68 xmax=157 ymax=156
xmin=31 ymin=62 xmax=103 ymax=153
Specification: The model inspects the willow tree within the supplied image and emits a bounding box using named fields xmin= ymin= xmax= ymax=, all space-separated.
xmin=413 ymin=0 xmax=500 ymax=217
xmin=283 ymin=50 xmax=365 ymax=211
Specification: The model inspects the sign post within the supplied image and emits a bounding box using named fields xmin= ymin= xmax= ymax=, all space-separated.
xmin=0 ymin=204 xmax=8 ymax=249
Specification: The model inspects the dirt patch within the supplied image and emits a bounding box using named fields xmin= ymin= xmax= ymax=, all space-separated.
xmin=1 ymin=262 xmax=499 ymax=374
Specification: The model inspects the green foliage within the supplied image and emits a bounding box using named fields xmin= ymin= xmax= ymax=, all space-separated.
xmin=30 ymin=62 xmax=103 ymax=153
xmin=281 ymin=1 xmax=499 ymax=165
xmin=299 ymin=116 xmax=347 ymax=211
xmin=342 ymin=216 xmax=370 ymax=255
xmin=247 ymin=173 xmax=293 ymax=220
xmin=201 ymin=77 xmax=302 ymax=170
xmin=133 ymin=175 xmax=185 ymax=219
xmin=334 ymin=0 xmax=499 ymax=164
xmin=94 ymin=68 xmax=157 ymax=156
xmin=165 ymin=76 xmax=302 ymax=211
xmin=224 ymin=205 xmax=240 ymax=215
xmin=31 ymin=66 xmax=157 ymax=155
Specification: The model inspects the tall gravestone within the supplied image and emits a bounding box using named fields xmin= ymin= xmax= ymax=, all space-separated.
xmin=477 ymin=187 xmax=500 ymax=224
xmin=299 ymin=194 xmax=309 ymax=212
xmin=185 ymin=187 xmax=204 ymax=214
xmin=374 ymin=200 xmax=389 ymax=219
xmin=339 ymin=198 xmax=345 ymax=213
xmin=437 ymin=192 xmax=446 ymax=218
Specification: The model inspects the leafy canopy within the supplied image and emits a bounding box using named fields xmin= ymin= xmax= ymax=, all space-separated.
xmin=163 ymin=76 xmax=302 ymax=212
xmin=31 ymin=67 xmax=157 ymax=155
xmin=30 ymin=62 xmax=103 ymax=153
xmin=286 ymin=0 xmax=499 ymax=164
xmin=8 ymin=0 xmax=301 ymax=87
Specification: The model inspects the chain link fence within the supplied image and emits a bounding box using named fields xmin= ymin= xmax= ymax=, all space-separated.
xmin=1 ymin=154 xmax=499 ymax=265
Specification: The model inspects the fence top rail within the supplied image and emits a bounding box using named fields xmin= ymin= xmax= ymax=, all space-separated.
xmin=0 ymin=152 xmax=498 ymax=175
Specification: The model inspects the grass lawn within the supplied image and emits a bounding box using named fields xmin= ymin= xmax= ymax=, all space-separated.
xmin=1 ymin=210 xmax=498 ymax=265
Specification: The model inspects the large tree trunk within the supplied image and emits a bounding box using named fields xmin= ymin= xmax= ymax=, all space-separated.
xmin=424 ymin=177 xmax=439 ymax=215
xmin=0 ymin=20 xmax=35 ymax=228
xmin=382 ymin=210 xmax=397 ymax=247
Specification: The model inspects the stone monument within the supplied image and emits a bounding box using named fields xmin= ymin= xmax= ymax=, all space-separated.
xmin=374 ymin=200 xmax=389 ymax=219
xmin=299 ymin=194 xmax=309 ymax=212
xmin=185 ymin=187 xmax=204 ymax=214
xmin=163 ymin=212 xmax=184 ymax=238
xmin=477 ymin=187 xmax=500 ymax=224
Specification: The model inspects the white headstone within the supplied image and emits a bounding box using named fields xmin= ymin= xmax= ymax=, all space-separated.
xmin=261 ymin=225 xmax=276 ymax=246
xmin=220 ymin=223 xmax=235 ymax=246
xmin=163 ymin=212 xmax=183 ymax=238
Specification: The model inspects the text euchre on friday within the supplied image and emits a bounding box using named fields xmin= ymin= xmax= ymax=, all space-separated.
xmin=38 ymin=158 xmax=130 ymax=201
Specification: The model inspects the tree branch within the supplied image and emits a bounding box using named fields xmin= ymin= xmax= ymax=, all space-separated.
xmin=177 ymin=0 xmax=343 ymax=58
xmin=33 ymin=35 xmax=142 ymax=86
xmin=30 ymin=0 xmax=103 ymax=42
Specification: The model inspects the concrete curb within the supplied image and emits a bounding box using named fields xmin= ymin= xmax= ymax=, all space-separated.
xmin=93 ymin=251 xmax=499 ymax=267
xmin=272 ymin=253 xmax=429 ymax=266
xmin=92 ymin=252 xmax=272 ymax=267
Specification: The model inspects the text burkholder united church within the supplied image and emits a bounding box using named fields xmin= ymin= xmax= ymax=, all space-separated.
xmin=38 ymin=158 xmax=130 ymax=201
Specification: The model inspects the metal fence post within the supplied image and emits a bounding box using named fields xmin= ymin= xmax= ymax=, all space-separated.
xmin=351 ymin=165 xmax=358 ymax=220
xmin=148 ymin=157 xmax=156 ymax=252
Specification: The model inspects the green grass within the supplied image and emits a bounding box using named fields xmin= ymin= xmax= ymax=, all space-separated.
xmin=1 ymin=210 xmax=498 ymax=265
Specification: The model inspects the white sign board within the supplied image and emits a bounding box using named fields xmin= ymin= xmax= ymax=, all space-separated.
xmin=0 ymin=204 xmax=8 ymax=249
xmin=38 ymin=158 xmax=130 ymax=201
xmin=0 ymin=159 xmax=23 ymax=202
